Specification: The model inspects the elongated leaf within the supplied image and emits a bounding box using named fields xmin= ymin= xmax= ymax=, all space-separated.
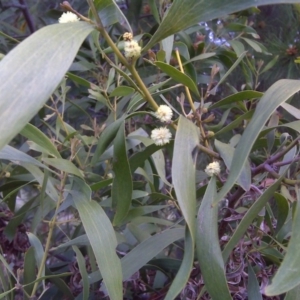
xmin=129 ymin=143 xmax=161 ymax=173
xmin=172 ymin=116 xmax=198 ymax=237
xmin=73 ymin=246 xmax=89 ymax=300
xmin=0 ymin=22 xmax=94 ymax=150
xmin=166 ymin=116 xmax=198 ymax=298
xmin=197 ymin=176 xmax=232 ymax=300
xmin=23 ymin=247 xmax=36 ymax=295
xmin=20 ymin=162 xmax=58 ymax=202
xmin=284 ymin=284 xmax=300 ymax=300
xmin=91 ymin=115 xmax=125 ymax=164
xmin=42 ymin=158 xmax=83 ymax=178
xmin=28 ymin=233 xmax=45 ymax=284
xmin=209 ymin=51 xmax=247 ymax=95
xmin=110 ymin=86 xmax=134 ymax=97
xmin=247 ymin=263 xmax=263 ymax=300
xmin=144 ymin=0 xmax=300 ymax=51
xmin=72 ymin=179 xmax=122 ymax=300
xmin=215 ymin=139 xmax=251 ymax=191
xmin=148 ymin=0 xmax=161 ymax=23
xmin=274 ymin=193 xmax=289 ymax=235
xmin=222 ymin=175 xmax=284 ymax=262
xmin=155 ymin=61 xmax=199 ymax=96
xmin=88 ymin=228 xmax=185 ymax=284
xmin=165 ymin=229 xmax=194 ymax=299
xmin=0 ymin=145 xmax=47 ymax=169
xmin=93 ymin=0 xmax=131 ymax=31
xmin=210 ymin=91 xmax=263 ymax=109
xmin=265 ymin=189 xmax=300 ymax=296
xmin=120 ymin=228 xmax=185 ymax=281
xmin=20 ymin=124 xmax=61 ymax=158
xmin=112 ymin=122 xmax=133 ymax=225
xmin=281 ymin=102 xmax=300 ymax=119
xmin=216 ymin=79 xmax=300 ymax=204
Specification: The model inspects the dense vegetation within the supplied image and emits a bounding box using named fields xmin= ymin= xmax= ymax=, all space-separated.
xmin=1 ymin=1 xmax=300 ymax=299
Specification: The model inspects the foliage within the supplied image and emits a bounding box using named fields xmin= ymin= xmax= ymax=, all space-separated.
xmin=1 ymin=0 xmax=300 ymax=299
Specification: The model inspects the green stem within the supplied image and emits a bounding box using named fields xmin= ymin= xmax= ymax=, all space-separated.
xmin=31 ymin=174 xmax=68 ymax=297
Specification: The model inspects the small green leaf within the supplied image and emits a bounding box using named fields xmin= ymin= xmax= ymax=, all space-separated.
xmin=91 ymin=115 xmax=126 ymax=164
xmin=274 ymin=193 xmax=289 ymax=235
xmin=110 ymin=86 xmax=135 ymax=97
xmin=67 ymin=72 xmax=92 ymax=88
xmin=20 ymin=124 xmax=61 ymax=158
xmin=155 ymin=61 xmax=199 ymax=96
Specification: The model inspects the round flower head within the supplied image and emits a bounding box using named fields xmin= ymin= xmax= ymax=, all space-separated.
xmin=123 ymin=32 xmax=133 ymax=41
xmin=59 ymin=12 xmax=80 ymax=23
xmin=151 ymin=127 xmax=172 ymax=146
xmin=205 ymin=161 xmax=221 ymax=177
xmin=124 ymin=40 xmax=141 ymax=59
xmin=155 ymin=105 xmax=173 ymax=122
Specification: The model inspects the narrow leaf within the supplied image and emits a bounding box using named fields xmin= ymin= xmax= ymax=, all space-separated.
xmin=144 ymin=0 xmax=300 ymax=51
xmin=23 ymin=247 xmax=36 ymax=295
xmin=90 ymin=228 xmax=185 ymax=283
xmin=222 ymin=175 xmax=284 ymax=261
xmin=112 ymin=122 xmax=133 ymax=225
xmin=215 ymin=139 xmax=251 ymax=191
xmin=91 ymin=115 xmax=125 ymax=164
xmin=197 ymin=176 xmax=232 ymax=300
xmin=72 ymin=179 xmax=123 ymax=300
xmin=155 ymin=61 xmax=199 ymax=96
xmin=216 ymin=79 xmax=300 ymax=204
xmin=20 ymin=123 xmax=61 ymax=158
xmin=73 ymin=246 xmax=89 ymax=300
xmin=110 ymin=86 xmax=134 ymax=97
xmin=42 ymin=158 xmax=84 ymax=178
xmin=247 ymin=263 xmax=263 ymax=300
xmin=265 ymin=189 xmax=300 ymax=296
xmin=167 ymin=116 xmax=199 ymax=297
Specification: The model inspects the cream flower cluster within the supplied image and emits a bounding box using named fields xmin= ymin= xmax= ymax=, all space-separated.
xmin=123 ymin=32 xmax=141 ymax=59
xmin=59 ymin=12 xmax=80 ymax=23
xmin=155 ymin=105 xmax=173 ymax=122
xmin=151 ymin=127 xmax=172 ymax=146
xmin=205 ymin=161 xmax=221 ymax=177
